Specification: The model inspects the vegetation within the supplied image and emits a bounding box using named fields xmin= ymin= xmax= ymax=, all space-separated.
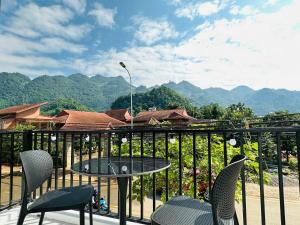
xmin=111 ymin=86 xmax=202 ymax=118
xmin=42 ymin=98 xmax=94 ymax=116
xmin=199 ymin=103 xmax=225 ymax=119
xmin=112 ymin=133 xmax=269 ymax=203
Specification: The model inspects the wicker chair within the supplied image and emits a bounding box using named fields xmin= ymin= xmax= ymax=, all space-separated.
xmin=17 ymin=150 xmax=94 ymax=225
xmin=151 ymin=154 xmax=246 ymax=225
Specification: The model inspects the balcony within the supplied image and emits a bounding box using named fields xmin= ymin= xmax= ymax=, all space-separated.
xmin=0 ymin=127 xmax=300 ymax=225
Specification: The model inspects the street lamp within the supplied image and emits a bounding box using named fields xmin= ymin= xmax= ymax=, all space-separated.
xmin=119 ymin=62 xmax=133 ymax=129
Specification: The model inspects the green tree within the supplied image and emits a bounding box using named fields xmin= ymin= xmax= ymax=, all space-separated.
xmin=111 ymin=86 xmax=202 ymax=118
xmin=200 ymin=103 xmax=224 ymax=119
xmin=222 ymin=103 xmax=255 ymax=128
xmin=42 ymin=98 xmax=93 ymax=116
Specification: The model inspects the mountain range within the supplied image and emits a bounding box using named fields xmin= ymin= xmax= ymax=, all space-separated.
xmin=0 ymin=72 xmax=300 ymax=115
xmin=164 ymin=81 xmax=300 ymax=115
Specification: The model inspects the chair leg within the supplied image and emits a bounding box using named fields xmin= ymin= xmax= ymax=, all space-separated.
xmin=89 ymin=201 xmax=93 ymax=225
xmin=39 ymin=212 xmax=45 ymax=225
xmin=17 ymin=204 xmax=27 ymax=225
xmin=17 ymin=213 xmax=26 ymax=225
xmin=80 ymin=207 xmax=85 ymax=225
xmin=234 ymin=212 xmax=239 ymax=225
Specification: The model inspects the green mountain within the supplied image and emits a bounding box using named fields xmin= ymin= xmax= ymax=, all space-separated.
xmin=111 ymin=86 xmax=201 ymax=117
xmin=1 ymin=72 xmax=300 ymax=115
xmin=0 ymin=72 xmax=131 ymax=111
xmin=0 ymin=72 xmax=31 ymax=108
xmin=163 ymin=82 xmax=300 ymax=115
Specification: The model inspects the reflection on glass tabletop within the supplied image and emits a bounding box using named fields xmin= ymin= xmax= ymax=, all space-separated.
xmin=71 ymin=157 xmax=170 ymax=177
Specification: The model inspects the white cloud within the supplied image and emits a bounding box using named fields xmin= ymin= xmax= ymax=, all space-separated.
xmin=88 ymin=3 xmax=117 ymax=28
xmin=230 ymin=5 xmax=257 ymax=16
xmin=71 ymin=0 xmax=300 ymax=90
xmin=3 ymin=3 xmax=91 ymax=40
xmin=0 ymin=34 xmax=86 ymax=55
xmin=0 ymin=32 xmax=86 ymax=76
xmin=132 ymin=16 xmax=179 ymax=45
xmin=0 ymin=2 xmax=89 ymax=78
xmin=265 ymin=0 xmax=279 ymax=6
xmin=167 ymin=0 xmax=182 ymax=6
xmin=62 ymin=0 xmax=86 ymax=14
xmin=0 ymin=51 xmax=67 ymax=78
xmin=175 ymin=1 xmax=223 ymax=19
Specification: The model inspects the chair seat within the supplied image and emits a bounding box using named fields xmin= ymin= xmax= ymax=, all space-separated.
xmin=151 ymin=196 xmax=232 ymax=225
xmin=28 ymin=185 xmax=93 ymax=213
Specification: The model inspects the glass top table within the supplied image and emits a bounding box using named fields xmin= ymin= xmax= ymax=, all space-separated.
xmin=71 ymin=157 xmax=170 ymax=225
xmin=71 ymin=156 xmax=170 ymax=178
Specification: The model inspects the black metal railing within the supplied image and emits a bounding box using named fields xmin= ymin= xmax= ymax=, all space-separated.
xmin=0 ymin=127 xmax=300 ymax=225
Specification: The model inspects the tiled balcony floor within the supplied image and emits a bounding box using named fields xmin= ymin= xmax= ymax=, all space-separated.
xmin=0 ymin=207 xmax=141 ymax=225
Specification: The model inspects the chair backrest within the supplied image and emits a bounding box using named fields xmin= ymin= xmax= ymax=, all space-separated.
xmin=20 ymin=150 xmax=53 ymax=193
xmin=211 ymin=154 xmax=246 ymax=222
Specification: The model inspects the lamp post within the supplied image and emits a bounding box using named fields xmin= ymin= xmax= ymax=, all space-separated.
xmin=119 ymin=62 xmax=133 ymax=129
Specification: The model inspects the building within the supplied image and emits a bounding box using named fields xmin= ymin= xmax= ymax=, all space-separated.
xmin=54 ymin=110 xmax=126 ymax=130
xmin=133 ymin=108 xmax=197 ymax=126
xmin=105 ymin=109 xmax=132 ymax=123
xmin=0 ymin=102 xmax=52 ymax=130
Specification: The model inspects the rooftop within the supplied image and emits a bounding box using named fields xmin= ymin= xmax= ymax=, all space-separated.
xmin=134 ymin=109 xmax=196 ymax=122
xmin=54 ymin=110 xmax=126 ymax=130
xmin=0 ymin=102 xmax=48 ymax=116
xmin=105 ymin=109 xmax=132 ymax=123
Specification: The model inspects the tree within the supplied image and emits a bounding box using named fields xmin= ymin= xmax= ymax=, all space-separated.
xmin=199 ymin=103 xmax=224 ymax=119
xmin=42 ymin=98 xmax=93 ymax=116
xmin=222 ymin=103 xmax=255 ymax=128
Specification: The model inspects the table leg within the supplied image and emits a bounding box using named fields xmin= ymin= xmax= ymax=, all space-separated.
xmin=118 ymin=177 xmax=128 ymax=225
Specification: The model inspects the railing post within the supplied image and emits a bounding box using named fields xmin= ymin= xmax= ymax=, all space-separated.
xmin=152 ymin=131 xmax=156 ymax=212
xmin=21 ymin=131 xmax=32 ymax=204
xmin=276 ymin=132 xmax=286 ymax=225
xmin=258 ymin=132 xmax=266 ymax=225
xmin=208 ymin=132 xmax=212 ymax=200
xmin=179 ymin=132 xmax=182 ymax=196
xmin=296 ymin=132 xmax=300 ymax=195
xmin=240 ymin=132 xmax=247 ymax=225
xmin=107 ymin=132 xmax=112 ymax=214
xmin=0 ymin=134 xmax=2 ymax=206
xmin=193 ymin=132 xmax=197 ymax=199
xmin=22 ymin=130 xmax=32 ymax=152
xmin=140 ymin=131 xmax=144 ymax=220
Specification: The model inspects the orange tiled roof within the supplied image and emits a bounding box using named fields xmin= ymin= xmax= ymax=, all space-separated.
xmin=59 ymin=123 xmax=113 ymax=131
xmin=134 ymin=109 xmax=196 ymax=122
xmin=105 ymin=109 xmax=132 ymax=122
xmin=54 ymin=110 xmax=126 ymax=130
xmin=16 ymin=115 xmax=53 ymax=122
xmin=0 ymin=102 xmax=48 ymax=116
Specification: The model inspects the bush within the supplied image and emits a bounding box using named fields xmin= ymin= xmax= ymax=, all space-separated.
xmin=112 ymin=133 xmax=268 ymax=203
xmin=288 ymin=157 xmax=298 ymax=171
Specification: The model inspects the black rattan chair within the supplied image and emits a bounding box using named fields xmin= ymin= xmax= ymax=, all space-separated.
xmin=151 ymin=154 xmax=246 ymax=225
xmin=17 ymin=150 xmax=94 ymax=225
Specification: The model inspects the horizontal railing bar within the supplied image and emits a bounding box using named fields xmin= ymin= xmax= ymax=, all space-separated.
xmin=2 ymin=126 xmax=300 ymax=135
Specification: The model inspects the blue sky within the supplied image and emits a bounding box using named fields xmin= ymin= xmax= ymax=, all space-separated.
xmin=0 ymin=0 xmax=299 ymax=90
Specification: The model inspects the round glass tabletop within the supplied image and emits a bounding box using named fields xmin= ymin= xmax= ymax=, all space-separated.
xmin=71 ymin=157 xmax=170 ymax=177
